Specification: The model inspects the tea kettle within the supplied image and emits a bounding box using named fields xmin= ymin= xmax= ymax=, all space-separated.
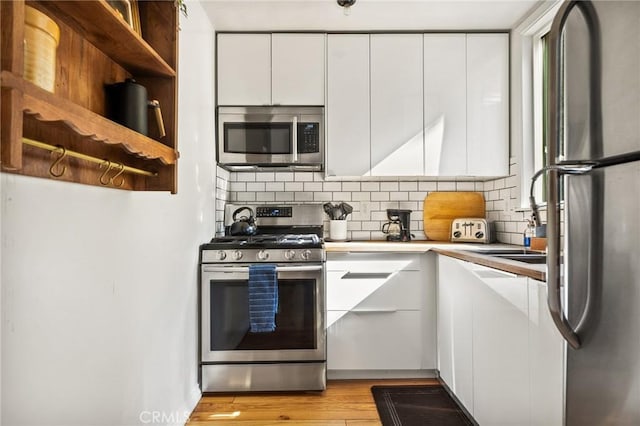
xmin=230 ymin=206 xmax=257 ymax=236
xmin=105 ymin=78 xmax=166 ymax=138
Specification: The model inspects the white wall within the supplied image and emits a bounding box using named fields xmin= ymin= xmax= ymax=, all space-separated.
xmin=0 ymin=2 xmax=215 ymax=425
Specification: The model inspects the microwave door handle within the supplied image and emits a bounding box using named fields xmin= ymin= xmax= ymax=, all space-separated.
xmin=292 ymin=116 xmax=298 ymax=163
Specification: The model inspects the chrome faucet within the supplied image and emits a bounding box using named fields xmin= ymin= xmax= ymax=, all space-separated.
xmin=528 ymin=162 xmax=595 ymax=228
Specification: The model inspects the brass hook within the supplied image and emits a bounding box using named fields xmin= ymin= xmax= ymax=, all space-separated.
xmin=49 ymin=146 xmax=67 ymax=177
xmin=110 ymin=162 xmax=126 ymax=187
xmin=99 ymin=160 xmax=114 ymax=185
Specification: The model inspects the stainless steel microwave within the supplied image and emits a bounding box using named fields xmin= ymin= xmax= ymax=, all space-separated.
xmin=217 ymin=106 xmax=324 ymax=171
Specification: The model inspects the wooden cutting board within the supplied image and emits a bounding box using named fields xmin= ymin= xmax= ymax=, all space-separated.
xmin=423 ymin=192 xmax=486 ymax=241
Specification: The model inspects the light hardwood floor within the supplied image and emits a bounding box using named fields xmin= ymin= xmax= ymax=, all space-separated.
xmin=187 ymin=378 xmax=438 ymax=425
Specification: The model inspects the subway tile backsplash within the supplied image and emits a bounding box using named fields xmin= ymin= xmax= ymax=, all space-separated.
xmin=215 ymin=165 xmax=537 ymax=245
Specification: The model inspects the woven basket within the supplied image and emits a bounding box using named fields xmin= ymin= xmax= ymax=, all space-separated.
xmin=24 ymin=6 xmax=60 ymax=92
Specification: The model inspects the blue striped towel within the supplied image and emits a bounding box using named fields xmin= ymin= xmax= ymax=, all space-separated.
xmin=248 ymin=264 xmax=278 ymax=333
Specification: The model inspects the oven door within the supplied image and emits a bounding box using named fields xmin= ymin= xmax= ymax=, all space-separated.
xmin=217 ymin=106 xmax=324 ymax=167
xmin=201 ymin=263 xmax=326 ymax=363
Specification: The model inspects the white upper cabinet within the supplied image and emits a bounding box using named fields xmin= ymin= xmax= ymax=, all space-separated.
xmin=217 ymin=34 xmax=271 ymax=106
xmin=217 ymin=33 xmax=325 ymax=106
xmin=370 ymin=34 xmax=424 ymax=176
xmin=466 ymin=34 xmax=509 ymax=176
xmin=424 ymin=34 xmax=467 ymax=176
xmin=272 ymin=33 xmax=325 ymax=105
xmin=326 ymin=34 xmax=371 ymax=176
xmin=219 ymin=32 xmax=508 ymax=177
xmin=424 ymin=33 xmax=509 ymax=177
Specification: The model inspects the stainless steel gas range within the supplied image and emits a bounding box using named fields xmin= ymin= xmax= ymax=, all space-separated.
xmin=199 ymin=204 xmax=326 ymax=392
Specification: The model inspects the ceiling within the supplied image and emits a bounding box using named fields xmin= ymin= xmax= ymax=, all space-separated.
xmin=201 ymin=0 xmax=545 ymax=32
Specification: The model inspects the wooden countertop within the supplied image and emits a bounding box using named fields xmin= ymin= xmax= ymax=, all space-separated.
xmin=432 ymin=248 xmax=546 ymax=282
xmin=324 ymin=240 xmax=546 ymax=281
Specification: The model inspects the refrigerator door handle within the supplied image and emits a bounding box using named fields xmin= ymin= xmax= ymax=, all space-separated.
xmin=548 ymin=170 xmax=581 ymax=350
xmin=547 ymin=0 xmax=602 ymax=350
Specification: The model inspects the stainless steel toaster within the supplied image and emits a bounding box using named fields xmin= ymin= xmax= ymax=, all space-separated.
xmin=450 ymin=218 xmax=494 ymax=243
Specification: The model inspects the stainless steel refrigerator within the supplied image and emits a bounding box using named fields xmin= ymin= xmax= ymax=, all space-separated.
xmin=546 ymin=1 xmax=640 ymax=424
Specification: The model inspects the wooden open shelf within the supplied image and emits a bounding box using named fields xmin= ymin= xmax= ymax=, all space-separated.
xmin=0 ymin=0 xmax=179 ymax=192
xmin=2 ymin=71 xmax=177 ymax=165
xmin=40 ymin=0 xmax=175 ymax=78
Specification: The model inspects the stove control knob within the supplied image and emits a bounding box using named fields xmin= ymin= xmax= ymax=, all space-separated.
xmin=232 ymin=250 xmax=243 ymax=261
xmin=217 ymin=250 xmax=227 ymax=261
xmin=475 ymin=231 xmax=485 ymax=239
xmin=257 ymin=250 xmax=269 ymax=261
xmin=284 ymin=250 xmax=296 ymax=261
xmin=300 ymin=249 xmax=312 ymax=260
xmin=453 ymin=231 xmax=462 ymax=238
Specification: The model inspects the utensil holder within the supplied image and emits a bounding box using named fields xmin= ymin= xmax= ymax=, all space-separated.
xmin=329 ymin=220 xmax=347 ymax=241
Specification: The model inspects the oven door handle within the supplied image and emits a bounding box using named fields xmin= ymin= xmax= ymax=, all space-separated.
xmin=202 ymin=265 xmax=323 ymax=273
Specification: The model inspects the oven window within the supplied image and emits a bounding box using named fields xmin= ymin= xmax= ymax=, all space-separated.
xmin=209 ymin=279 xmax=316 ymax=350
xmin=224 ymin=123 xmax=291 ymax=154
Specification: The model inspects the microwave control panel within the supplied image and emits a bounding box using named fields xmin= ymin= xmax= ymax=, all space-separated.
xmin=297 ymin=123 xmax=320 ymax=154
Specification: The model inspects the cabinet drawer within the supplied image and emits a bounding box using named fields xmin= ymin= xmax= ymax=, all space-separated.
xmin=327 ymin=253 xmax=422 ymax=272
xmin=327 ymin=310 xmax=422 ymax=370
xmin=327 ymin=270 xmax=422 ymax=311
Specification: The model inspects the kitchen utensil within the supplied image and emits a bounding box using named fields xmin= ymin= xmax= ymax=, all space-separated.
xmin=105 ymin=78 xmax=166 ymax=138
xmin=423 ymin=192 xmax=485 ymax=241
xmin=339 ymin=202 xmax=353 ymax=220
xmin=323 ymin=203 xmax=334 ymax=218
xmin=323 ymin=202 xmax=353 ymax=220
xmin=230 ymin=206 xmax=257 ymax=236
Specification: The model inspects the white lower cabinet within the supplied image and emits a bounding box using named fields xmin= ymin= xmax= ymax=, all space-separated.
xmin=437 ymin=255 xmax=475 ymax=414
xmin=528 ymin=278 xmax=564 ymax=426
xmin=327 ymin=253 xmax=436 ymax=377
xmin=469 ymin=263 xmax=530 ymax=426
xmin=328 ymin=310 xmax=422 ymax=370
xmin=437 ymin=255 xmax=563 ymax=426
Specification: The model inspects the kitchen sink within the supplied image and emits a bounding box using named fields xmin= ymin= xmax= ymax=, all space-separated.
xmin=470 ymin=248 xmax=533 ymax=255
xmin=491 ymin=253 xmax=547 ymax=264
xmin=461 ymin=248 xmax=547 ymax=264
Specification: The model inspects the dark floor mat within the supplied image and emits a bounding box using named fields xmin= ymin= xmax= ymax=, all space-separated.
xmin=371 ymin=385 xmax=474 ymax=426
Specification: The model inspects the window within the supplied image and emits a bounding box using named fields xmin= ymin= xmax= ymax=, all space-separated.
xmin=532 ymin=30 xmax=550 ymax=203
xmin=516 ymin=1 xmax=562 ymax=211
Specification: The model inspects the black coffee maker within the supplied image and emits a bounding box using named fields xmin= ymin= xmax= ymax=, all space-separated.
xmin=381 ymin=209 xmax=413 ymax=241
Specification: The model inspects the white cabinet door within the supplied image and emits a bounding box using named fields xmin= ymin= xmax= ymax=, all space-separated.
xmin=326 ymin=34 xmax=371 ymax=176
xmin=467 ymin=263 xmax=530 ymax=426
xmin=437 ymin=255 xmax=475 ymax=415
xmin=370 ymin=34 xmax=424 ymax=176
xmin=327 ymin=310 xmax=422 ymax=370
xmin=466 ymin=34 xmax=509 ymax=177
xmin=423 ymin=34 xmax=467 ymax=176
xmin=217 ymin=34 xmax=271 ymax=106
xmin=528 ymin=278 xmax=564 ymax=426
xmin=272 ymin=33 xmax=325 ymax=105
